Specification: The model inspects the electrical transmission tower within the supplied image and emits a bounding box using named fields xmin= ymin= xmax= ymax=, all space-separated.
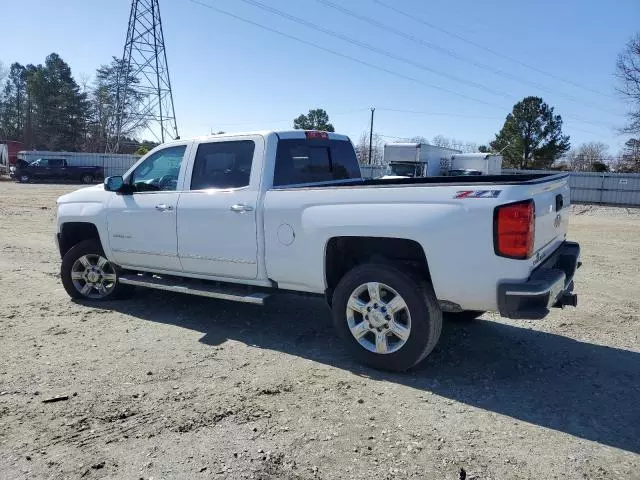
xmin=109 ymin=0 xmax=178 ymax=152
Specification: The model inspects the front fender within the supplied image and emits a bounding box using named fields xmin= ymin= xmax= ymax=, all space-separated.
xmin=56 ymin=184 xmax=113 ymax=260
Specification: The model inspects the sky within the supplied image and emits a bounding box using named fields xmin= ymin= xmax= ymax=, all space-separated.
xmin=2 ymin=0 xmax=639 ymax=153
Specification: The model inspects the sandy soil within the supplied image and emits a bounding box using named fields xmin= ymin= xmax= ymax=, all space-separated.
xmin=0 ymin=181 xmax=639 ymax=479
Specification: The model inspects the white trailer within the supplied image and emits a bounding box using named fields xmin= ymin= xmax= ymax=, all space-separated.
xmin=450 ymin=153 xmax=502 ymax=175
xmin=17 ymin=151 xmax=139 ymax=178
xmin=382 ymin=143 xmax=461 ymax=178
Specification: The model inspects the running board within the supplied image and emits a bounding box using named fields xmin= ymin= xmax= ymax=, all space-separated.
xmin=119 ymin=273 xmax=270 ymax=305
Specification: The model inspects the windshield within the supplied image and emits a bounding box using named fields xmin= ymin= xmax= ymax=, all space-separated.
xmin=449 ymin=169 xmax=482 ymax=176
xmin=388 ymin=163 xmax=420 ymax=177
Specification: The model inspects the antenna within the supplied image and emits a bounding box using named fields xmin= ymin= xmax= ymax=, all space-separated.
xmin=108 ymin=0 xmax=179 ymax=152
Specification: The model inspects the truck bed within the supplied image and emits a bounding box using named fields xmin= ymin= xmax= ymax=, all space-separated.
xmin=274 ymin=173 xmax=566 ymax=189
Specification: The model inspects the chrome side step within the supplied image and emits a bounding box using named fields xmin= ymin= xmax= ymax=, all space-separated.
xmin=119 ymin=273 xmax=270 ymax=305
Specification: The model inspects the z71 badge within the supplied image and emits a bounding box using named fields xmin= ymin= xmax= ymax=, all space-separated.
xmin=454 ymin=190 xmax=502 ymax=199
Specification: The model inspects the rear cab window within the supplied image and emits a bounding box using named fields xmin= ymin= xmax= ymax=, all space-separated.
xmin=273 ymin=136 xmax=360 ymax=187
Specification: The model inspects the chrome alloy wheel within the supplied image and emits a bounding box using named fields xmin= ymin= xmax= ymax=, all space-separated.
xmin=70 ymin=254 xmax=117 ymax=299
xmin=345 ymin=282 xmax=411 ymax=354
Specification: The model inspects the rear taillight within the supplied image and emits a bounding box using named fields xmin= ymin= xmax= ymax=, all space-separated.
xmin=494 ymin=200 xmax=535 ymax=259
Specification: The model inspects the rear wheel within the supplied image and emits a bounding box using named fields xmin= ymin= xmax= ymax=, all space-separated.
xmin=81 ymin=174 xmax=94 ymax=184
xmin=61 ymin=239 xmax=133 ymax=301
xmin=331 ymin=263 xmax=442 ymax=372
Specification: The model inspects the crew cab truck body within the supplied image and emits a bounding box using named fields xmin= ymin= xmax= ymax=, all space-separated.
xmin=55 ymin=130 xmax=580 ymax=371
xmin=16 ymin=158 xmax=103 ymax=184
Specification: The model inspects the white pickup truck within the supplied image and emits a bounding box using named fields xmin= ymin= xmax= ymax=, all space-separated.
xmin=56 ymin=130 xmax=580 ymax=371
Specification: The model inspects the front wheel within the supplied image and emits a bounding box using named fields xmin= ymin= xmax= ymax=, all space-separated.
xmin=331 ymin=263 xmax=442 ymax=372
xmin=60 ymin=239 xmax=132 ymax=301
xmin=18 ymin=174 xmax=30 ymax=183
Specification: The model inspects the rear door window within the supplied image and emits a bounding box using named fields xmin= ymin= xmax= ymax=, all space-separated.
xmin=190 ymin=140 xmax=255 ymax=190
xmin=273 ymin=139 xmax=360 ymax=186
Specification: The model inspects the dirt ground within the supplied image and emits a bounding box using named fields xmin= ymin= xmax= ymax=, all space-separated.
xmin=0 ymin=181 xmax=638 ymax=480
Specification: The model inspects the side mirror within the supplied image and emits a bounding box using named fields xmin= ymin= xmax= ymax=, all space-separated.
xmin=104 ymin=176 xmax=124 ymax=192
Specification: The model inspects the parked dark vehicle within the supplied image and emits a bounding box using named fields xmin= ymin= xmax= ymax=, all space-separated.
xmin=15 ymin=158 xmax=104 ymax=184
xmin=9 ymin=159 xmax=29 ymax=179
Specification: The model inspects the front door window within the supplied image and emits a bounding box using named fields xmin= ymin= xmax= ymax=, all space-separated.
xmin=130 ymin=145 xmax=187 ymax=192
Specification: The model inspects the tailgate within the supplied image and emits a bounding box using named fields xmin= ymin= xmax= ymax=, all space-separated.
xmin=530 ymin=175 xmax=570 ymax=262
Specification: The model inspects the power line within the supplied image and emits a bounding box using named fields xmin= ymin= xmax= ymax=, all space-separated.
xmin=377 ymin=108 xmax=502 ymax=120
xmin=374 ymin=108 xmax=606 ymax=137
xmin=186 ymin=0 xmax=614 ymax=139
xmin=318 ymin=0 xmax=619 ymax=116
xmin=204 ymin=107 xmax=607 ymax=137
xmin=376 ymin=107 xmax=613 ymax=128
xmin=209 ymin=108 xmax=370 ymax=127
xmin=237 ymin=0 xmax=513 ymax=100
xmin=186 ymin=0 xmax=508 ymax=110
xmin=371 ymin=0 xmax=615 ymax=100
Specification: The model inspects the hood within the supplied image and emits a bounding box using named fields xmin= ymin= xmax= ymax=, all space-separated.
xmin=57 ymin=184 xmax=111 ymax=205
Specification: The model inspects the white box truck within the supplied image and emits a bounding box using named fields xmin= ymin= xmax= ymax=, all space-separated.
xmin=382 ymin=143 xmax=460 ymax=178
xmin=449 ymin=153 xmax=502 ymax=176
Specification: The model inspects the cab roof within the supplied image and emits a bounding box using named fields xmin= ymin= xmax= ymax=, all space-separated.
xmin=187 ymin=130 xmax=350 ymax=143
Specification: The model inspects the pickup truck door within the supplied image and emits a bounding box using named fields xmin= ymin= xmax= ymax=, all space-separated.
xmin=106 ymin=144 xmax=190 ymax=271
xmin=177 ymin=136 xmax=262 ymax=279
xmin=31 ymin=159 xmax=47 ymax=178
xmin=48 ymin=159 xmax=65 ymax=179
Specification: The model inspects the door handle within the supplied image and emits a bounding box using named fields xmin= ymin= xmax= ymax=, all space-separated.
xmin=230 ymin=204 xmax=254 ymax=213
xmin=155 ymin=204 xmax=174 ymax=211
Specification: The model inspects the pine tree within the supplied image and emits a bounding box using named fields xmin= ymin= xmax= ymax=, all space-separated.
xmin=29 ymin=54 xmax=88 ymax=150
xmin=490 ymin=97 xmax=570 ymax=169
xmin=0 ymin=63 xmax=27 ymax=141
xmin=293 ymin=109 xmax=335 ymax=132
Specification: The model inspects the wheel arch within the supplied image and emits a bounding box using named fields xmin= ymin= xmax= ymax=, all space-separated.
xmin=58 ymin=222 xmax=102 ymax=258
xmin=324 ymin=236 xmax=432 ymax=302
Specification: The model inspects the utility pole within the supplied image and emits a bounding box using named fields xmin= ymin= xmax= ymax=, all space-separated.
xmin=368 ymin=107 xmax=375 ymax=165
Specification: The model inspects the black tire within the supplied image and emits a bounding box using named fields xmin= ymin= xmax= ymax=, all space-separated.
xmin=81 ymin=174 xmax=94 ymax=184
xmin=445 ymin=310 xmax=485 ymax=321
xmin=60 ymin=239 xmax=133 ymax=301
xmin=18 ymin=173 xmax=30 ymax=183
xmin=331 ymin=263 xmax=442 ymax=372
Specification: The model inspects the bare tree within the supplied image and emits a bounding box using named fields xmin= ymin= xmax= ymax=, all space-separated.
xmin=431 ymin=134 xmax=452 ymax=149
xmin=614 ymin=138 xmax=640 ymax=172
xmin=77 ymin=72 xmax=91 ymax=94
xmin=567 ymin=142 xmax=610 ymax=171
xmin=355 ymin=131 xmax=385 ymax=165
xmin=0 ymin=61 xmax=8 ymax=85
xmin=355 ymin=131 xmax=368 ymax=164
xmin=462 ymin=142 xmax=478 ymax=153
xmin=431 ymin=134 xmax=477 ymax=152
xmin=616 ymin=34 xmax=640 ymax=134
